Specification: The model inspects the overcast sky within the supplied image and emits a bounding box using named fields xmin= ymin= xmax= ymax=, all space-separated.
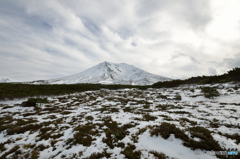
xmin=0 ymin=0 xmax=240 ymax=81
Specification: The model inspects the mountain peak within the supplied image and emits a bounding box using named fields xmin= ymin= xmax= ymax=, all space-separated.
xmin=100 ymin=61 xmax=114 ymax=66
xmin=36 ymin=62 xmax=171 ymax=85
xmin=102 ymin=61 xmax=114 ymax=64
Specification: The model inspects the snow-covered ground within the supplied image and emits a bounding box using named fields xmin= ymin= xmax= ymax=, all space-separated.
xmin=0 ymin=83 xmax=239 ymax=159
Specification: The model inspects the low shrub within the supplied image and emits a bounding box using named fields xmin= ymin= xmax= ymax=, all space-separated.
xmin=155 ymin=104 xmax=174 ymax=111
xmin=85 ymin=116 xmax=94 ymax=121
xmin=143 ymin=114 xmax=157 ymax=121
xmin=200 ymin=87 xmax=220 ymax=98
xmin=179 ymin=118 xmax=197 ymax=125
xmin=149 ymin=150 xmax=169 ymax=159
xmin=223 ymin=133 xmax=240 ymax=144
xmin=151 ymin=122 xmax=189 ymax=141
xmin=150 ymin=123 xmax=222 ymax=151
xmin=0 ymin=142 xmax=6 ymax=153
xmin=86 ymin=148 xmax=112 ymax=159
xmin=0 ymin=145 xmax=20 ymax=159
xmin=174 ymin=94 xmax=182 ymax=100
xmin=121 ymin=144 xmax=141 ymax=159
xmin=7 ymin=124 xmax=41 ymax=135
xmin=102 ymin=117 xmax=135 ymax=149
xmin=185 ymin=126 xmax=222 ymax=151
xmin=65 ymin=123 xmax=99 ymax=148
xmin=21 ymin=97 xmax=48 ymax=107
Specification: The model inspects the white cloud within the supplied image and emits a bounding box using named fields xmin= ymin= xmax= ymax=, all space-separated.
xmin=207 ymin=0 xmax=240 ymax=41
xmin=0 ymin=0 xmax=239 ymax=81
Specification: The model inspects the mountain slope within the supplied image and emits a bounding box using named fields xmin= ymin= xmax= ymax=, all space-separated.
xmin=34 ymin=62 xmax=171 ymax=85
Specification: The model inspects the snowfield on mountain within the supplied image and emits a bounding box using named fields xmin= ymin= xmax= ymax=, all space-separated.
xmin=0 ymin=82 xmax=239 ymax=158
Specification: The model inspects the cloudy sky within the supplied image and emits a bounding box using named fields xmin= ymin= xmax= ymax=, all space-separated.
xmin=0 ymin=0 xmax=240 ymax=81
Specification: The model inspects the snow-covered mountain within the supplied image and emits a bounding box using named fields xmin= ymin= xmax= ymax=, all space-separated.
xmin=0 ymin=77 xmax=18 ymax=83
xmin=32 ymin=62 xmax=171 ymax=85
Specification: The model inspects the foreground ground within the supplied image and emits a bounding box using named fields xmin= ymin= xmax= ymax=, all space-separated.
xmin=0 ymin=83 xmax=240 ymax=159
